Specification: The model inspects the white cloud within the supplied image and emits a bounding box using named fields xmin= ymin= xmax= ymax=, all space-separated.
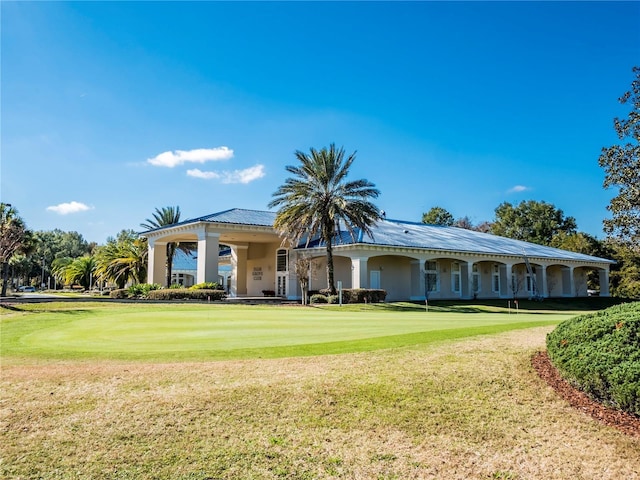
xmin=147 ymin=146 xmax=234 ymax=168
xmin=186 ymin=169 xmax=221 ymax=180
xmin=507 ymin=185 xmax=531 ymax=193
xmin=187 ymin=164 xmax=266 ymax=184
xmin=46 ymin=201 xmax=93 ymax=215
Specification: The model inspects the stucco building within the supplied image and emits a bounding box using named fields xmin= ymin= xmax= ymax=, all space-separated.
xmin=141 ymin=208 xmax=613 ymax=301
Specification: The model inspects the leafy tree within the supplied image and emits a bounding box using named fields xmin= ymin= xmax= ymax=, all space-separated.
xmin=269 ymin=144 xmax=381 ymax=295
xmin=95 ymin=230 xmax=148 ymax=288
xmin=140 ymin=206 xmax=182 ymax=287
xmin=607 ymin=240 xmax=640 ymax=299
xmin=599 ymin=66 xmax=640 ymax=244
xmin=32 ymin=229 xmax=91 ymax=286
xmin=422 ymin=206 xmax=455 ymax=226
xmin=490 ymin=200 xmax=577 ymax=246
xmin=0 ymin=204 xmax=34 ymax=296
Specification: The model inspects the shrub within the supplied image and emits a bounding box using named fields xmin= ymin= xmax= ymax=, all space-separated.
xmin=147 ymin=288 xmax=226 ymax=301
xmin=546 ymin=302 xmax=640 ymax=416
xmin=109 ymin=289 xmax=128 ymax=299
xmin=309 ymin=294 xmax=328 ymax=304
xmin=319 ymin=288 xmax=386 ymax=303
xmin=190 ymin=282 xmax=223 ymax=290
xmin=327 ymin=295 xmax=340 ymax=304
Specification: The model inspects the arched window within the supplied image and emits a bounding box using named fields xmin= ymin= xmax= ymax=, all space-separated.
xmin=276 ymin=249 xmax=288 ymax=272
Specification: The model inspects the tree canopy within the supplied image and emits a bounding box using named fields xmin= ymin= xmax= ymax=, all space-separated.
xmin=422 ymin=207 xmax=455 ymax=226
xmin=1 ymin=204 xmax=34 ymax=295
xmin=269 ymin=144 xmax=381 ymax=295
xmin=599 ymin=66 xmax=640 ymax=244
xmin=490 ymin=200 xmax=577 ymax=246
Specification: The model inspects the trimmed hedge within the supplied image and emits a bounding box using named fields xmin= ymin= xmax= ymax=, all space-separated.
xmin=546 ymin=302 xmax=640 ymax=417
xmin=310 ymin=294 xmax=328 ymax=304
xmin=147 ymin=288 xmax=226 ymax=301
xmin=110 ymin=289 xmax=128 ymax=299
xmin=318 ymin=288 xmax=387 ymax=303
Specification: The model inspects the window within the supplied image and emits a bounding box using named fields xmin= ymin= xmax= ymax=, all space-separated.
xmin=492 ymin=264 xmax=501 ymax=293
xmin=276 ymin=249 xmax=288 ymax=272
xmin=472 ymin=264 xmax=480 ymax=294
xmin=425 ymin=261 xmax=439 ymax=293
xmin=451 ymin=262 xmax=461 ymax=293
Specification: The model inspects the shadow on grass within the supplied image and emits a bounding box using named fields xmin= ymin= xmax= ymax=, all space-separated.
xmin=322 ymin=297 xmax=631 ymax=314
xmin=0 ymin=303 xmax=93 ymax=315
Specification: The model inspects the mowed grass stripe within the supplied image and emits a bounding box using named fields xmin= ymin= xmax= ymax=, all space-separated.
xmin=1 ymin=303 xmax=572 ymax=362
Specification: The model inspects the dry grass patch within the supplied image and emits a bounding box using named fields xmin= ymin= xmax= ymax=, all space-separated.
xmin=2 ymin=327 xmax=639 ymax=479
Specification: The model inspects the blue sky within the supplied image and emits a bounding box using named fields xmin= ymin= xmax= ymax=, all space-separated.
xmin=2 ymin=1 xmax=639 ymax=244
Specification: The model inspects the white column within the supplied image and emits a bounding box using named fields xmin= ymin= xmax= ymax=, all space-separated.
xmin=599 ymin=268 xmax=610 ymax=297
xmin=197 ymin=231 xmax=219 ymax=284
xmin=540 ymin=265 xmax=548 ymax=298
xmin=466 ymin=261 xmax=474 ymax=300
xmin=230 ymin=244 xmax=248 ymax=297
xmin=504 ymin=263 xmax=513 ymax=298
xmin=147 ymin=239 xmax=167 ymax=285
xmin=351 ymin=257 xmax=368 ymax=289
xmin=410 ymin=259 xmax=425 ymax=300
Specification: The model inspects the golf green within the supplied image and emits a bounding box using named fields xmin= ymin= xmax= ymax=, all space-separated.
xmin=2 ymin=303 xmax=572 ymax=361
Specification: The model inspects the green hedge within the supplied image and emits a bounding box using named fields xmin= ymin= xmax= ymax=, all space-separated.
xmin=317 ymin=288 xmax=387 ymax=303
xmin=147 ymin=288 xmax=226 ymax=301
xmin=546 ymin=302 xmax=640 ymax=416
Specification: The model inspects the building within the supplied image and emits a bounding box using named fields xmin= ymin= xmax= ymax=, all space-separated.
xmin=140 ymin=208 xmax=613 ymax=301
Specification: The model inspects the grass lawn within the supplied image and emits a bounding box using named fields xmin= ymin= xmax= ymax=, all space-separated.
xmin=2 ymin=301 xmax=573 ymax=362
xmin=1 ymin=301 xmax=638 ymax=479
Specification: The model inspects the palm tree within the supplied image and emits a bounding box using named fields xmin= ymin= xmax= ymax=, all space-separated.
xmin=0 ymin=203 xmax=34 ymax=296
xmin=63 ymin=256 xmax=96 ymax=290
xmin=140 ymin=206 xmax=182 ymax=287
xmin=94 ymin=232 xmax=148 ymax=288
xmin=269 ymin=144 xmax=381 ymax=295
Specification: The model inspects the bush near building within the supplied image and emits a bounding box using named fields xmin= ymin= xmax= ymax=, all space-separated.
xmin=546 ymin=302 xmax=640 ymax=416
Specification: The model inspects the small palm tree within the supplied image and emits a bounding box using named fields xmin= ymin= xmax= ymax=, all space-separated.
xmin=140 ymin=206 xmax=183 ymax=287
xmin=269 ymin=144 xmax=381 ymax=295
xmin=95 ymin=231 xmax=148 ymax=288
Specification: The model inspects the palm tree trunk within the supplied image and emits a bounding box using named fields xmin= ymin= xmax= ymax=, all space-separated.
xmin=324 ymin=222 xmax=336 ymax=295
xmin=1 ymin=262 xmax=9 ymax=297
xmin=166 ymin=243 xmax=174 ymax=287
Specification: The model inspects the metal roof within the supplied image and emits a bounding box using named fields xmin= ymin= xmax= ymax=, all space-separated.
xmin=145 ymin=208 xmax=613 ymax=264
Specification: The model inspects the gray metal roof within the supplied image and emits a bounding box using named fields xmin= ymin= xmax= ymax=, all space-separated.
xmin=145 ymin=208 xmax=613 ymax=264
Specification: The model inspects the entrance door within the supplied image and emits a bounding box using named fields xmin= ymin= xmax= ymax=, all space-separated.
xmin=370 ymin=270 xmax=381 ymax=289
xmin=276 ymin=273 xmax=287 ymax=296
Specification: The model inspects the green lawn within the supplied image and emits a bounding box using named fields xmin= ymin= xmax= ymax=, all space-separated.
xmin=2 ymin=302 xmax=577 ymax=362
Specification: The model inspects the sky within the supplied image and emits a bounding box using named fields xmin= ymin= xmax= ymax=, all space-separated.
xmin=2 ymin=1 xmax=639 ymax=244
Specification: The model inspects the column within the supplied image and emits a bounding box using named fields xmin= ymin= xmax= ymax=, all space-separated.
xmin=504 ymin=263 xmax=513 ymax=298
xmin=197 ymin=231 xmax=219 ymax=284
xmin=351 ymin=257 xmax=368 ymax=289
xmin=599 ymin=268 xmax=610 ymax=297
xmin=230 ymin=244 xmax=248 ymax=297
xmin=540 ymin=266 xmax=548 ymax=298
xmin=409 ymin=259 xmax=425 ymax=300
xmin=562 ymin=266 xmax=575 ymax=297
xmin=465 ymin=261 xmax=474 ymax=300
xmin=147 ymin=239 xmax=167 ymax=285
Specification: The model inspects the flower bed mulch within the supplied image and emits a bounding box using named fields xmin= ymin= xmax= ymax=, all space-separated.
xmin=532 ymin=350 xmax=640 ymax=437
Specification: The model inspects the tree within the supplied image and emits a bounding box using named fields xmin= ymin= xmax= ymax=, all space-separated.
xmin=490 ymin=200 xmax=577 ymax=246
xmin=33 ymin=229 xmax=91 ymax=287
xmin=269 ymin=144 xmax=381 ymax=295
xmin=95 ymin=230 xmax=148 ymax=288
xmin=0 ymin=203 xmax=34 ymax=296
xmin=599 ymin=66 xmax=640 ymax=244
xmin=140 ymin=206 xmax=182 ymax=287
xmin=422 ymin=206 xmax=455 ymax=226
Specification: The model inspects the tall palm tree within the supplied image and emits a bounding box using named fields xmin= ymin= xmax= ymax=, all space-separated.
xmin=269 ymin=144 xmax=381 ymax=295
xmin=0 ymin=203 xmax=34 ymax=296
xmin=140 ymin=206 xmax=182 ymax=287
xmin=94 ymin=233 xmax=148 ymax=288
